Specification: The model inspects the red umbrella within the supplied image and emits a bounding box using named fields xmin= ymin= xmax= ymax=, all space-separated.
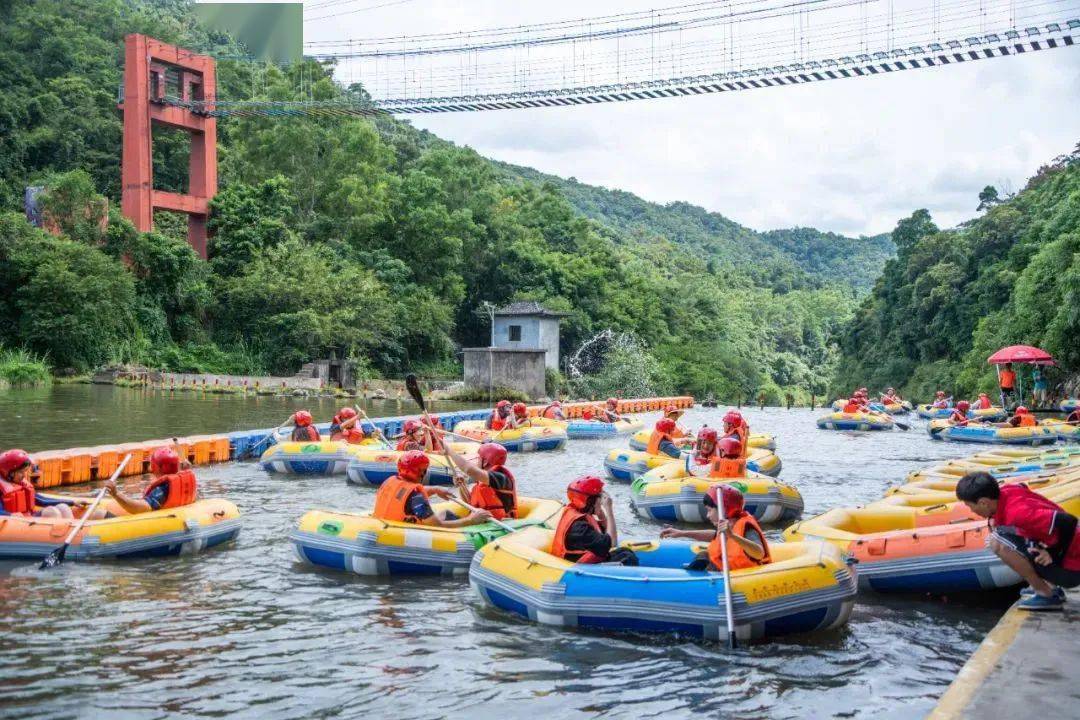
xmin=986 ymin=345 xmax=1056 ymax=366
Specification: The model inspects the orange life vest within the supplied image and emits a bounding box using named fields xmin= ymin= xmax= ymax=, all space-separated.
xmin=291 ymin=425 xmax=320 ymax=442
xmin=710 ymin=457 xmax=746 ymax=479
xmin=551 ymin=508 xmax=606 ymax=563
xmin=1000 ymin=369 xmax=1016 ymax=389
xmin=976 ymin=397 xmax=992 ymax=409
xmin=488 ymin=413 xmax=507 ymax=431
xmin=343 ymin=428 xmax=366 ymax=444
xmin=467 ymin=465 xmax=518 ymax=519
xmin=0 ymin=478 xmax=35 ymax=515
xmin=542 ymin=404 xmax=563 ymax=420
xmin=708 ymin=513 xmax=771 ymax=572
xmin=373 ymin=476 xmax=425 ymax=523
xmin=949 ymin=410 xmax=969 ymax=426
xmin=143 ymin=470 xmax=198 ymax=509
xmin=1016 ymin=414 xmax=1037 ymax=427
xmin=643 ymin=431 xmax=669 ymax=453
xmin=842 ymin=402 xmax=860 ymax=413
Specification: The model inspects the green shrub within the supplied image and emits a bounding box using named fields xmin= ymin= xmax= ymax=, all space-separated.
xmin=0 ymin=347 xmax=51 ymax=387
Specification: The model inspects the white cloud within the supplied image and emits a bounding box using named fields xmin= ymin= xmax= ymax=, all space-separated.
xmin=305 ymin=0 xmax=1080 ymax=237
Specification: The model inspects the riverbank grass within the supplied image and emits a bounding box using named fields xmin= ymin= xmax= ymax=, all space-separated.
xmin=0 ymin=347 xmax=52 ymax=387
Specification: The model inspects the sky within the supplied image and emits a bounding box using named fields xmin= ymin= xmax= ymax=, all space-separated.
xmin=293 ymin=0 xmax=1080 ymax=238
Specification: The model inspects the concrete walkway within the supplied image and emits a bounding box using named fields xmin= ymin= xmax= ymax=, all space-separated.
xmin=927 ymin=592 xmax=1080 ymax=719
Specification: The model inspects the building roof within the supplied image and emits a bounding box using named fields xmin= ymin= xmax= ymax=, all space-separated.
xmin=493 ymin=301 xmax=570 ymax=318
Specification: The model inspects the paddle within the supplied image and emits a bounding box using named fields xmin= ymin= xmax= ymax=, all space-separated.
xmin=716 ymin=488 xmax=738 ymax=649
xmin=252 ymin=415 xmax=296 ymax=457
xmin=40 ymin=453 xmax=132 ymax=569
xmin=353 ymin=405 xmax=392 ymax=450
xmin=405 ymin=373 xmax=516 ymax=533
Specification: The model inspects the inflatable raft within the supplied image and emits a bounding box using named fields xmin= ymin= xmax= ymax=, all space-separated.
xmin=604 ymin=446 xmax=782 ymax=481
xmin=830 ymin=400 xmax=912 ymax=414
xmin=815 ymin=411 xmax=893 ymax=431
xmin=1043 ymin=419 xmax=1080 ymax=443
xmin=784 ymin=479 xmax=1080 ymax=593
xmin=629 ymin=463 xmax=803 ymax=524
xmin=1060 ymin=398 xmax=1079 ymax=414
xmin=259 ymin=440 xmax=365 ymax=475
xmin=0 ymin=494 xmax=241 ymax=561
xmin=904 ymin=446 xmax=1080 ymax=485
xmin=344 ymin=442 xmax=479 ymax=486
xmin=528 ymin=416 xmax=644 ymax=439
xmin=291 ymin=496 xmax=563 ymax=576
xmin=916 ymin=404 xmax=1007 ymax=421
xmin=928 ymin=419 xmax=1058 ymax=446
xmin=453 ymin=420 xmax=568 ymax=452
xmin=469 ymin=528 xmax=856 ymax=643
xmin=628 ymin=430 xmax=775 ymax=452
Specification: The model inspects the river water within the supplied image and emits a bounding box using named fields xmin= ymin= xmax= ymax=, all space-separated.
xmin=0 ymin=386 xmax=1010 ymax=719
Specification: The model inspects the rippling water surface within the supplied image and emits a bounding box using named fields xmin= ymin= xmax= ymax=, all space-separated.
xmin=0 ymin=388 xmax=1010 ymax=719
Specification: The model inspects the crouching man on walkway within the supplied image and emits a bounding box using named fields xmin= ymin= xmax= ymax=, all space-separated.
xmin=956 ymin=471 xmax=1080 ymax=610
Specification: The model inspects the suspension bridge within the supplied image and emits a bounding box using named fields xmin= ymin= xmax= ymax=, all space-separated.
xmin=169 ymin=0 xmax=1079 ymax=117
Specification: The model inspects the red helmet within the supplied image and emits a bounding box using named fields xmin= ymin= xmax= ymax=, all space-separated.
xmin=717 ymin=437 xmax=741 ymax=458
xmin=722 ymin=411 xmax=743 ymax=428
xmin=513 ymin=402 xmax=528 ymax=417
xmin=956 ymin=400 xmax=971 ymax=411
xmin=582 ymin=409 xmax=594 ymax=420
xmin=656 ymin=418 xmax=677 ymax=434
xmin=1015 ymin=406 xmax=1029 ymax=415
xmin=698 ymin=427 xmax=719 ymax=443
xmin=397 ymin=450 xmax=430 ymax=482
xmin=338 ymin=407 xmax=357 ymax=422
xmin=150 ymin=447 xmax=180 ymax=475
xmin=567 ymin=475 xmax=604 ymax=510
xmin=403 ymin=419 xmax=423 ymax=435
xmin=496 ymin=400 xmax=511 ymax=409
xmin=294 ymin=410 xmax=313 ymax=427
xmin=664 ymin=404 xmax=678 ymax=415
xmin=703 ymin=484 xmax=745 ymax=518
xmin=0 ymin=449 xmax=32 ymax=480
xmin=477 ymin=442 xmax=507 ymax=469
xmin=606 ymin=397 xmax=618 ymax=408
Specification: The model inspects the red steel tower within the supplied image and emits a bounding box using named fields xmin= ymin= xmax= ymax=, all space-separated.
xmin=119 ymin=34 xmax=217 ymax=258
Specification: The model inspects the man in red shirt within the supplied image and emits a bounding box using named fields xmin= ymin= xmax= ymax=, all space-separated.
xmin=956 ymin=472 xmax=1080 ymax=610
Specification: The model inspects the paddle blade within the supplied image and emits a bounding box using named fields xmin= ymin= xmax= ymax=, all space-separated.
xmin=404 ymin=373 xmax=426 ymax=411
xmin=39 ymin=545 xmax=66 ymax=570
xmin=895 ymin=421 xmax=911 ymax=431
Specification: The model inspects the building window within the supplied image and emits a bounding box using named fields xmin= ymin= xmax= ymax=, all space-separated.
xmin=508 ymin=325 xmax=522 ymax=342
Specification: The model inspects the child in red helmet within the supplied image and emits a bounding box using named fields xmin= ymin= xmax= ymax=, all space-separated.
xmin=949 ymin=400 xmax=971 ymax=427
xmin=104 ymin=447 xmax=198 ymax=514
xmin=0 ymin=449 xmax=94 ymax=519
xmin=722 ymin=410 xmax=749 ymax=458
xmin=600 ymin=398 xmax=623 ymax=424
xmin=372 ymin=451 xmax=490 ymax=527
xmin=931 ymin=391 xmax=950 ymax=410
xmin=550 ymin=475 xmax=637 ymax=566
xmin=542 ymin=400 xmax=565 ymax=421
xmin=647 ymin=417 xmax=683 ymax=458
xmin=661 ymin=484 xmax=771 ymax=571
xmin=290 ymin=410 xmax=321 ymax=442
xmin=445 ymin=442 xmax=517 ymax=519
xmin=509 ymin=402 xmax=530 ymax=429
xmin=1004 ymin=406 xmax=1039 ymax=428
xmin=329 ymin=407 xmax=366 ymax=443
xmin=396 ymin=419 xmax=434 ymax=452
xmin=975 ymin=392 xmax=993 ymax=410
xmin=487 ymin=400 xmax=512 ymax=431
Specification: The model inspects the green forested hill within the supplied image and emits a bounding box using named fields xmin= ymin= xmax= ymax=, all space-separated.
xmin=0 ymin=0 xmax=887 ymax=400
xmin=832 ymin=147 xmax=1080 ymax=399
xmin=499 ymin=164 xmax=894 ymax=293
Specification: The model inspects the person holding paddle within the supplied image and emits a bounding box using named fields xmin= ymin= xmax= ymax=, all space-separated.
xmin=646 ymin=418 xmax=683 ymax=459
xmin=0 ymin=449 xmax=100 ymax=519
xmin=329 ymin=408 xmax=366 ymax=443
xmin=103 ymin=447 xmax=197 ymax=514
xmin=947 ymin=400 xmax=972 ymax=427
xmin=661 ymin=484 xmax=771 ymax=572
xmin=372 ymin=450 xmax=490 ymax=527
xmin=396 ymin=419 xmax=436 ymax=452
xmin=486 ymin=400 xmax=513 ymax=430
xmin=290 ymin=411 xmax=321 ymax=441
xmin=600 ymin=398 xmax=623 ymax=423
xmin=444 ymin=442 xmax=518 ymax=520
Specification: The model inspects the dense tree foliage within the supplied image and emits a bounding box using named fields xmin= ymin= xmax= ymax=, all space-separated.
xmin=0 ymin=0 xmax=888 ymax=398
xmin=832 ymin=147 xmax=1080 ymax=400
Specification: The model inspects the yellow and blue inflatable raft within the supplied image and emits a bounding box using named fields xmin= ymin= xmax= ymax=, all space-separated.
xmin=0 ymin=493 xmax=241 ymax=561
xmin=630 ymin=463 xmax=802 ymax=524
xmin=291 ymin=496 xmax=563 ymax=576
xmin=628 ymin=429 xmax=775 ymax=452
xmin=259 ymin=440 xmax=366 ymax=475
xmin=454 ymin=420 xmax=568 ymax=452
xmin=469 ymin=528 xmax=856 ymax=643
xmin=928 ymin=419 xmax=1058 ymax=446
xmin=916 ymin=404 xmax=1007 ymax=421
xmin=604 ymin=446 xmax=782 ymax=481
xmin=345 ymin=442 xmax=478 ymax=486
xmin=816 ymin=411 xmax=894 ymax=431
